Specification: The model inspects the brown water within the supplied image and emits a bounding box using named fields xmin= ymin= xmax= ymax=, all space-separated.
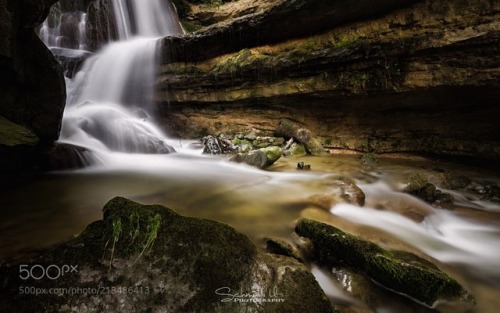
xmin=1 ymin=151 xmax=499 ymax=313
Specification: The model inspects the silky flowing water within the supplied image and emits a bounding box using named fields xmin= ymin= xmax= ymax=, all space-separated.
xmin=1 ymin=153 xmax=499 ymax=312
xmin=4 ymin=0 xmax=498 ymax=312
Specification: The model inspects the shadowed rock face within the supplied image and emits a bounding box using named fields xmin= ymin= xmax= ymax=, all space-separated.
xmin=155 ymin=0 xmax=500 ymax=158
xmin=0 ymin=0 xmax=66 ymax=143
xmin=0 ymin=0 xmax=66 ymax=180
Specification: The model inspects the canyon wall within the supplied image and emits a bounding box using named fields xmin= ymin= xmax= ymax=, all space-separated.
xmin=157 ymin=0 xmax=500 ymax=158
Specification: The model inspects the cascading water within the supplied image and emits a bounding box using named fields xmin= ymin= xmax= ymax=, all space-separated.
xmin=41 ymin=0 xmax=183 ymax=156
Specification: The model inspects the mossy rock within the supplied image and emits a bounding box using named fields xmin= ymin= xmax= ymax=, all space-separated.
xmin=360 ymin=153 xmax=379 ymax=167
xmin=285 ymin=142 xmax=307 ymax=157
xmin=404 ymin=173 xmax=453 ymax=205
xmin=443 ymin=173 xmax=472 ymax=190
xmin=0 ymin=116 xmax=39 ymax=147
xmin=0 ymin=198 xmax=334 ymax=313
xmin=275 ymin=119 xmax=327 ymax=156
xmin=295 ymin=219 xmax=475 ymax=308
xmin=264 ymin=237 xmax=303 ymax=262
xmin=229 ymin=146 xmax=282 ymax=169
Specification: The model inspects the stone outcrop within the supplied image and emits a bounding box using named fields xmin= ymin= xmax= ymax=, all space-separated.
xmin=295 ymin=218 xmax=475 ymax=309
xmin=0 ymin=0 xmax=66 ymax=181
xmin=0 ymin=197 xmax=334 ymax=313
xmin=156 ymin=0 xmax=500 ymax=158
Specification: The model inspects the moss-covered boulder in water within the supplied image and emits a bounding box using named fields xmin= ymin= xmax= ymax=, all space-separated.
xmin=295 ymin=219 xmax=475 ymax=308
xmin=229 ymin=146 xmax=282 ymax=169
xmin=0 ymin=198 xmax=333 ymax=313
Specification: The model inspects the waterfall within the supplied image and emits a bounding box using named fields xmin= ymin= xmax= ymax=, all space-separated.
xmin=40 ymin=0 xmax=184 ymax=157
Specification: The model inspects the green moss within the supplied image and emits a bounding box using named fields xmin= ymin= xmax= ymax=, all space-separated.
xmin=101 ymin=197 xmax=257 ymax=310
xmin=181 ymin=20 xmax=203 ymax=33
xmin=295 ymin=219 xmax=473 ymax=306
xmin=260 ymin=146 xmax=283 ymax=166
xmin=264 ymin=237 xmax=303 ymax=262
xmin=0 ymin=116 xmax=39 ymax=146
xmin=360 ymin=153 xmax=379 ymax=166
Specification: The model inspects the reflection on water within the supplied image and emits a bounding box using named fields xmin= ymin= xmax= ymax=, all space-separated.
xmin=1 ymin=150 xmax=499 ymax=313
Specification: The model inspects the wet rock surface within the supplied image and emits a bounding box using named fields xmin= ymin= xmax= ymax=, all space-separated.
xmin=404 ymin=173 xmax=454 ymax=206
xmin=308 ymin=176 xmax=366 ymax=208
xmin=295 ymin=218 xmax=475 ymax=309
xmin=229 ymin=146 xmax=282 ymax=169
xmin=0 ymin=197 xmax=334 ymax=313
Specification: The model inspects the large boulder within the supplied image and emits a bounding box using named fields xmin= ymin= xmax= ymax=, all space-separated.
xmin=0 ymin=0 xmax=66 ymax=181
xmin=295 ymin=219 xmax=475 ymax=308
xmin=0 ymin=197 xmax=334 ymax=313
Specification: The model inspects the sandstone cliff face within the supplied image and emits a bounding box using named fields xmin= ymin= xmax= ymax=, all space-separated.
xmin=157 ymin=0 xmax=500 ymax=158
xmin=0 ymin=0 xmax=66 ymax=179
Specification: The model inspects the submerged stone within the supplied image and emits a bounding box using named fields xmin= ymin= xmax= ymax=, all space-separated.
xmin=360 ymin=153 xmax=379 ymax=168
xmin=308 ymin=176 xmax=365 ymax=208
xmin=295 ymin=219 xmax=475 ymax=308
xmin=0 ymin=197 xmax=333 ymax=313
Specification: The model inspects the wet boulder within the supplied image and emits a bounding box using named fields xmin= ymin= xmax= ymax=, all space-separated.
xmin=0 ymin=197 xmax=333 ymax=313
xmin=275 ymin=119 xmax=327 ymax=155
xmin=285 ymin=142 xmax=307 ymax=157
xmin=38 ymin=142 xmax=96 ymax=170
xmin=229 ymin=146 xmax=282 ymax=169
xmin=442 ymin=173 xmax=472 ymax=190
xmin=202 ymin=134 xmax=235 ymax=155
xmin=295 ymin=219 xmax=475 ymax=308
xmin=404 ymin=173 xmax=453 ymax=206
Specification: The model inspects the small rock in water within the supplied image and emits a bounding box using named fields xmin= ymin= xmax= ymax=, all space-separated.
xmin=202 ymin=135 xmax=235 ymax=155
xmin=297 ymin=161 xmax=311 ymax=170
xmin=404 ymin=173 xmax=453 ymax=206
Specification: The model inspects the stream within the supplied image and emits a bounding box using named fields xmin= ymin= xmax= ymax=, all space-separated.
xmin=1 ymin=151 xmax=499 ymax=312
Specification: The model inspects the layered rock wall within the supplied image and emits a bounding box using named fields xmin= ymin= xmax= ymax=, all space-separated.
xmin=157 ymin=0 xmax=500 ymax=158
